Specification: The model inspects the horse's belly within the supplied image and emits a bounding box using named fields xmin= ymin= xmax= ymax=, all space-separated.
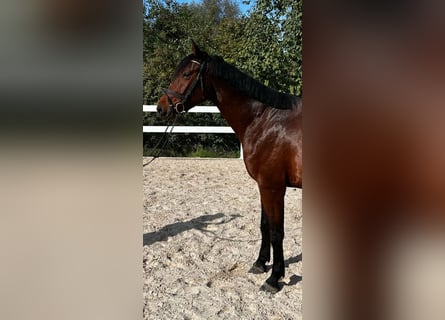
xmin=286 ymin=156 xmax=302 ymax=188
xmin=243 ymin=114 xmax=302 ymax=188
xmin=286 ymin=133 xmax=302 ymax=188
xmin=243 ymin=144 xmax=301 ymax=189
xmin=287 ymin=175 xmax=301 ymax=188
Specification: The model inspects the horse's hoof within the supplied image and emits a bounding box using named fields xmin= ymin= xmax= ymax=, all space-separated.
xmin=260 ymin=281 xmax=280 ymax=294
xmin=249 ymin=263 xmax=266 ymax=274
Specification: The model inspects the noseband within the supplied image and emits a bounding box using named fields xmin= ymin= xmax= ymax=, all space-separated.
xmin=163 ymin=59 xmax=207 ymax=114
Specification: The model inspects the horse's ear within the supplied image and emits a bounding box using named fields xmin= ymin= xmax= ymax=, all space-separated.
xmin=191 ymin=40 xmax=200 ymax=55
xmin=191 ymin=40 xmax=206 ymax=59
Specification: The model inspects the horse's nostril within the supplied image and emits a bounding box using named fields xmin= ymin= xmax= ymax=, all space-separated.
xmin=156 ymin=105 xmax=162 ymax=113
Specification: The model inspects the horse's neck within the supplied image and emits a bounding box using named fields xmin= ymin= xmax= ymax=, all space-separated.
xmin=210 ymin=79 xmax=265 ymax=142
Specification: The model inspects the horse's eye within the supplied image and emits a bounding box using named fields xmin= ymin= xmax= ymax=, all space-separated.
xmin=183 ymin=72 xmax=192 ymax=79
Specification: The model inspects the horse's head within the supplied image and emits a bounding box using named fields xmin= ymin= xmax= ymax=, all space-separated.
xmin=157 ymin=41 xmax=210 ymax=117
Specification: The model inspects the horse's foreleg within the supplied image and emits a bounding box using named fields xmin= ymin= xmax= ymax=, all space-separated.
xmin=250 ymin=205 xmax=271 ymax=274
xmin=258 ymin=187 xmax=286 ymax=293
xmin=265 ymin=219 xmax=285 ymax=292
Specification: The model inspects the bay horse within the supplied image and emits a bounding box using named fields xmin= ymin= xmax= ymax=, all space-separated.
xmin=156 ymin=42 xmax=302 ymax=293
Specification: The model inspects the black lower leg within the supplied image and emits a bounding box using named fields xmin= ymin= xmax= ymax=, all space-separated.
xmin=266 ymin=227 xmax=285 ymax=288
xmin=252 ymin=206 xmax=270 ymax=273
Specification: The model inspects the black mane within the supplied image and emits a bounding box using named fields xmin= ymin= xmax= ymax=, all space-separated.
xmin=208 ymin=56 xmax=299 ymax=110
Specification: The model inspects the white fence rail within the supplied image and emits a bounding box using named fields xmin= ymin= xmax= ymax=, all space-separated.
xmin=143 ymin=105 xmax=242 ymax=158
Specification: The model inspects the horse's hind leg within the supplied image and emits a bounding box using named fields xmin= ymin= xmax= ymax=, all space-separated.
xmin=250 ymin=205 xmax=271 ymax=274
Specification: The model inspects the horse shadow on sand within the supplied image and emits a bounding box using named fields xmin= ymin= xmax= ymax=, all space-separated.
xmin=285 ymin=253 xmax=303 ymax=286
xmin=143 ymin=212 xmax=241 ymax=246
xmin=144 ymin=212 xmax=302 ymax=287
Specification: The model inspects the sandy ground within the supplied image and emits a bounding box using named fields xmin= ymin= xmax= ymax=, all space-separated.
xmin=143 ymin=158 xmax=302 ymax=319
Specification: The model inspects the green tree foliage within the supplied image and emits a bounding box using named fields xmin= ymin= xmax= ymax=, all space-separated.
xmin=143 ymin=0 xmax=302 ymax=157
xmin=143 ymin=0 xmax=242 ymax=104
xmin=239 ymin=0 xmax=302 ymax=95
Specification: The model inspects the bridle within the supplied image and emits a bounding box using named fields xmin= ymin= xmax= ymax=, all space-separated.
xmin=144 ymin=58 xmax=207 ymax=167
xmin=163 ymin=59 xmax=207 ymax=114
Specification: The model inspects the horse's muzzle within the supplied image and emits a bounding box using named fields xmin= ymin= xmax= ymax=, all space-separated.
xmin=156 ymin=95 xmax=170 ymax=116
xmin=156 ymin=104 xmax=171 ymax=118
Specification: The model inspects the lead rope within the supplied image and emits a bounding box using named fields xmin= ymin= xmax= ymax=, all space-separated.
xmin=143 ymin=116 xmax=177 ymax=167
